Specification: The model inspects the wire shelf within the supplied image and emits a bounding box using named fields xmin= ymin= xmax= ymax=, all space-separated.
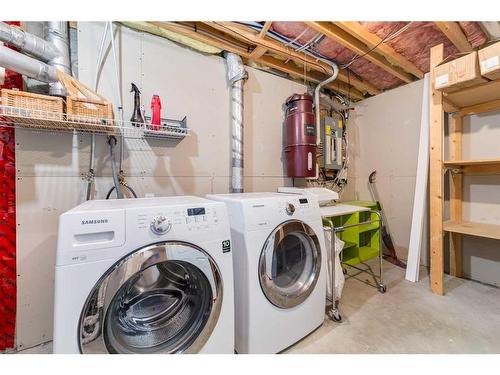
xmin=0 ymin=105 xmax=189 ymax=140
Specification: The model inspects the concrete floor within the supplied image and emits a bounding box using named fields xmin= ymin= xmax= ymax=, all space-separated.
xmin=285 ymin=260 xmax=500 ymax=353
xmin=14 ymin=259 xmax=500 ymax=354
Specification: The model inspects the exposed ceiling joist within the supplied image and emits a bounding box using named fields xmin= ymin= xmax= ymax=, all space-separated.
xmin=305 ymin=21 xmax=415 ymax=83
xmin=334 ymin=21 xmax=424 ymax=79
xmin=150 ymin=22 xmax=249 ymax=56
xmin=257 ymin=55 xmax=365 ymax=100
xmin=202 ymin=21 xmax=380 ymax=95
xmin=151 ymin=21 xmax=365 ymax=100
xmin=435 ymin=22 xmax=473 ymax=53
xmin=249 ymin=21 xmax=272 ymax=59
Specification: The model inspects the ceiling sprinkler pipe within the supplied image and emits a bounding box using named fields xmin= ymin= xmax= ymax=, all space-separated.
xmin=0 ymin=45 xmax=58 ymax=83
xmin=0 ymin=22 xmax=59 ymax=62
xmin=44 ymin=21 xmax=71 ymax=96
xmin=224 ymin=52 xmax=248 ymax=193
xmin=308 ymin=61 xmax=339 ymax=180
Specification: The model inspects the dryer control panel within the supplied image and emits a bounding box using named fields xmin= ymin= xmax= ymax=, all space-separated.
xmin=245 ymin=196 xmax=318 ymax=231
xmin=278 ymin=197 xmax=312 ymax=216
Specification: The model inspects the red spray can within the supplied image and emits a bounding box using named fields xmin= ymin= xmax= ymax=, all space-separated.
xmin=150 ymin=95 xmax=162 ymax=131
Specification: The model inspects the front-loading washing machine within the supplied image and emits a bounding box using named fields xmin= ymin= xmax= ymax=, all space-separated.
xmin=53 ymin=196 xmax=234 ymax=354
xmin=206 ymin=192 xmax=326 ymax=353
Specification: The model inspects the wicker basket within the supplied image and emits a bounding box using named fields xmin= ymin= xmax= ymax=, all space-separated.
xmin=0 ymin=89 xmax=64 ymax=121
xmin=65 ymin=97 xmax=114 ymax=131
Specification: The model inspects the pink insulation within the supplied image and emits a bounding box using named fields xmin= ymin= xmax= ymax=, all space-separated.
xmin=271 ymin=22 xmax=403 ymax=90
xmin=271 ymin=21 xmax=489 ymax=93
xmin=459 ymin=22 xmax=488 ymax=48
xmin=360 ymin=21 xmax=488 ymax=72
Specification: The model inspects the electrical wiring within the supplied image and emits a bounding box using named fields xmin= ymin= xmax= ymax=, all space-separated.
xmin=341 ymin=22 xmax=413 ymax=69
xmin=282 ymin=26 xmax=311 ymax=47
xmin=217 ymin=21 xmax=332 ymax=75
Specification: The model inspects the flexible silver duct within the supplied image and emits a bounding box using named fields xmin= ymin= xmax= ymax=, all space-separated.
xmin=225 ymin=52 xmax=248 ymax=193
xmin=0 ymin=22 xmax=59 ymax=62
xmin=44 ymin=22 xmax=71 ymax=96
xmin=0 ymin=45 xmax=58 ymax=83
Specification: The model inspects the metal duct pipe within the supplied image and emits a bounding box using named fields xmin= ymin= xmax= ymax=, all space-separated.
xmin=0 ymin=21 xmax=59 ymax=62
xmin=309 ymin=61 xmax=339 ymax=180
xmin=44 ymin=21 xmax=71 ymax=96
xmin=225 ymin=52 xmax=248 ymax=193
xmin=0 ymin=45 xmax=58 ymax=83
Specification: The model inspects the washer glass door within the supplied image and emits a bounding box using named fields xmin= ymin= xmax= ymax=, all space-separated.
xmin=259 ymin=220 xmax=321 ymax=309
xmin=79 ymin=241 xmax=222 ymax=354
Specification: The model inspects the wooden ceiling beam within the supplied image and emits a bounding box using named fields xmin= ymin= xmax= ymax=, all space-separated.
xmin=249 ymin=21 xmax=273 ymax=59
xmin=305 ymin=21 xmax=415 ymax=83
xmin=334 ymin=21 xmax=424 ymax=79
xmin=256 ymin=55 xmax=365 ymax=100
xmin=151 ymin=22 xmax=365 ymax=100
xmin=435 ymin=22 xmax=473 ymax=53
xmin=150 ymin=22 xmax=251 ymax=57
xmin=202 ymin=21 xmax=380 ymax=95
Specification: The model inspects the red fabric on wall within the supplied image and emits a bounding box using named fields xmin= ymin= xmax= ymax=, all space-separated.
xmin=0 ymin=20 xmax=20 ymax=351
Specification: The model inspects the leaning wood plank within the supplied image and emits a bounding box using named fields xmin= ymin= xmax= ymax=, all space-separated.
xmin=444 ymin=220 xmax=500 ymax=241
xmin=449 ymin=115 xmax=463 ymax=277
xmin=429 ymin=44 xmax=445 ymax=295
xmin=406 ymin=74 xmax=430 ymax=283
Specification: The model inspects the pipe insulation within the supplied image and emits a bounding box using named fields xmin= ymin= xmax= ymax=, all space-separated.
xmin=0 ymin=22 xmax=59 ymax=62
xmin=44 ymin=22 xmax=71 ymax=96
xmin=0 ymin=45 xmax=58 ymax=83
xmin=225 ymin=52 xmax=248 ymax=193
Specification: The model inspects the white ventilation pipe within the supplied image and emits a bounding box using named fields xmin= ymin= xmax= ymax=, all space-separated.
xmin=0 ymin=45 xmax=58 ymax=83
xmin=44 ymin=21 xmax=71 ymax=96
xmin=0 ymin=22 xmax=59 ymax=62
xmin=225 ymin=52 xmax=248 ymax=193
xmin=309 ymin=61 xmax=339 ymax=180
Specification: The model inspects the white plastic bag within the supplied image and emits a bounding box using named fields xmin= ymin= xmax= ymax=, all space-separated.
xmin=324 ymin=230 xmax=345 ymax=301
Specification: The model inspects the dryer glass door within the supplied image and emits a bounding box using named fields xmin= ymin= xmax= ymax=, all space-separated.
xmin=259 ymin=220 xmax=321 ymax=309
xmin=79 ymin=242 xmax=222 ymax=354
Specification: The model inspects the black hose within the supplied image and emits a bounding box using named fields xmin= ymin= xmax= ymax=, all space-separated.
xmin=106 ymin=184 xmax=138 ymax=200
xmin=108 ymin=136 xmax=123 ymax=199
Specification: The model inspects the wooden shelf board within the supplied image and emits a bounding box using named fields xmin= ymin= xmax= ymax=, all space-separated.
xmin=444 ymin=158 xmax=500 ymax=167
xmin=444 ymin=79 xmax=500 ymax=113
xmin=443 ymin=220 xmax=500 ymax=240
xmin=444 ymin=158 xmax=500 ymax=173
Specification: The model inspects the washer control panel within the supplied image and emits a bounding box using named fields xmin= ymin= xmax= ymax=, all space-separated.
xmin=150 ymin=215 xmax=172 ymax=235
xmin=137 ymin=205 xmax=219 ymax=234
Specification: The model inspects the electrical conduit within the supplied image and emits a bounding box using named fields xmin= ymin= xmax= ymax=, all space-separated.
xmin=309 ymin=61 xmax=339 ymax=180
xmin=225 ymin=52 xmax=248 ymax=193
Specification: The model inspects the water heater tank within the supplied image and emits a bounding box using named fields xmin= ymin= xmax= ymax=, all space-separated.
xmin=284 ymin=93 xmax=317 ymax=178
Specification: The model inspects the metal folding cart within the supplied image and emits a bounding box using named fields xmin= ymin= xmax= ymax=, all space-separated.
xmin=322 ymin=207 xmax=386 ymax=322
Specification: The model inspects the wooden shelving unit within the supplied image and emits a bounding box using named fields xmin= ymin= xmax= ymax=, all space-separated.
xmin=429 ymin=44 xmax=500 ymax=295
xmin=443 ymin=220 xmax=500 ymax=241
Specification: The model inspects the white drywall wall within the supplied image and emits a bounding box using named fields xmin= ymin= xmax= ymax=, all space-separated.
xmin=349 ymin=79 xmax=500 ymax=286
xmin=348 ymin=79 xmax=427 ymax=262
xmin=15 ymin=22 xmax=306 ymax=349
